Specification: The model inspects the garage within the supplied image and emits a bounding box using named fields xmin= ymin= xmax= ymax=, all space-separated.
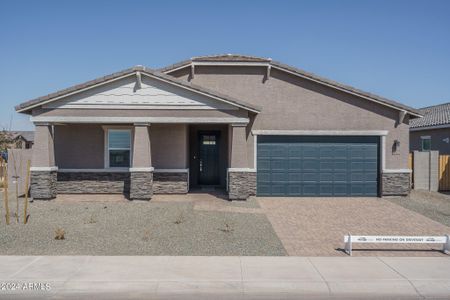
xmin=256 ymin=136 xmax=379 ymax=197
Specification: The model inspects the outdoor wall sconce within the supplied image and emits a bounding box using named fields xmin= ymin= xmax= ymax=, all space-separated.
xmin=393 ymin=140 xmax=400 ymax=153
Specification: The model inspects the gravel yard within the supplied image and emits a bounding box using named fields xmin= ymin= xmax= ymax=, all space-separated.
xmin=0 ymin=194 xmax=287 ymax=256
xmin=387 ymin=190 xmax=450 ymax=227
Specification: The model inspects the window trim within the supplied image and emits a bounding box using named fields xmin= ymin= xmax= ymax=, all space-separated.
xmin=420 ymin=136 xmax=431 ymax=152
xmin=104 ymin=127 xmax=133 ymax=169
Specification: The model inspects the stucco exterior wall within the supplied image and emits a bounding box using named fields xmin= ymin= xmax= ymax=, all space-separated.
xmin=410 ymin=128 xmax=450 ymax=155
xmin=55 ymin=124 xmax=105 ymax=169
xmin=151 ymin=124 xmax=188 ymax=169
xmin=171 ymin=66 xmax=410 ymax=170
xmin=54 ymin=124 xmax=189 ymax=169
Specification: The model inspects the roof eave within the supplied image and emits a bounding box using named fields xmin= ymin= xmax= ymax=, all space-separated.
xmin=15 ymin=67 xmax=261 ymax=114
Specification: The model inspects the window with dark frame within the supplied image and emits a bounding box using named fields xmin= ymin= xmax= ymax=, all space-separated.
xmin=421 ymin=136 xmax=431 ymax=151
xmin=108 ymin=129 xmax=131 ymax=168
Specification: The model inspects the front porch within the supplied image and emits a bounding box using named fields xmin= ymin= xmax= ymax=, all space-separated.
xmin=30 ymin=122 xmax=256 ymax=200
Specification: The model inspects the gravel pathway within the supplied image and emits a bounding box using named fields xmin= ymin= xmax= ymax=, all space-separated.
xmin=0 ymin=195 xmax=286 ymax=256
xmin=387 ymin=190 xmax=450 ymax=227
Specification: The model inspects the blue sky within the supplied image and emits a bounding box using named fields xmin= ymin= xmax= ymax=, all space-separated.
xmin=1 ymin=0 xmax=449 ymax=130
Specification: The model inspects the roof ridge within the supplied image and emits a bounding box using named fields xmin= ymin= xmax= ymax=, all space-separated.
xmin=419 ymin=101 xmax=450 ymax=110
xmin=159 ymin=56 xmax=421 ymax=117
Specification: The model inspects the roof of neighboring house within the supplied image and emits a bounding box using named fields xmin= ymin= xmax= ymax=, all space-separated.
xmin=15 ymin=66 xmax=262 ymax=114
xmin=410 ymin=102 xmax=450 ymax=129
xmin=10 ymin=131 xmax=34 ymax=142
xmin=159 ymin=54 xmax=422 ymax=118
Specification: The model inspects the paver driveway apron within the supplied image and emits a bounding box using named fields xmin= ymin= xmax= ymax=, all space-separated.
xmin=257 ymin=197 xmax=450 ymax=256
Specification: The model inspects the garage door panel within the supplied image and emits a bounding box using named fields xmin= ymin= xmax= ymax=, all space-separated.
xmin=333 ymin=172 xmax=348 ymax=181
xmin=257 ymin=172 xmax=271 ymax=182
xmin=320 ymin=161 xmax=334 ymax=171
xmin=287 ymin=184 xmax=302 ymax=195
xmin=288 ymin=159 xmax=302 ymax=170
xmin=364 ymin=162 xmax=378 ymax=171
xmin=271 ymin=172 xmax=288 ymax=181
xmin=364 ymin=183 xmax=378 ymax=196
xmin=271 ymin=159 xmax=288 ymax=170
xmin=257 ymin=136 xmax=379 ymax=197
xmin=288 ymin=172 xmax=302 ymax=181
xmin=271 ymin=146 xmax=288 ymax=157
xmin=333 ymin=183 xmax=349 ymax=196
xmin=320 ymin=173 xmax=333 ymax=181
xmin=257 ymin=160 xmax=271 ymax=171
xmin=319 ymin=184 xmax=333 ymax=196
xmin=302 ymin=146 xmax=319 ymax=158
xmin=271 ymin=184 xmax=287 ymax=195
xmin=303 ymin=160 xmax=319 ymax=170
xmin=303 ymin=184 xmax=318 ymax=196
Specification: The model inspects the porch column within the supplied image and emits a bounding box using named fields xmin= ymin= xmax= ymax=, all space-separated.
xmin=228 ymin=123 xmax=256 ymax=200
xmin=30 ymin=123 xmax=57 ymax=199
xmin=129 ymin=123 xmax=153 ymax=200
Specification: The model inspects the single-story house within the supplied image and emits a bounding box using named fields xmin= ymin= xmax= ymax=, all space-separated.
xmin=15 ymin=54 xmax=421 ymax=200
xmin=10 ymin=131 xmax=34 ymax=149
xmin=410 ymin=102 xmax=450 ymax=154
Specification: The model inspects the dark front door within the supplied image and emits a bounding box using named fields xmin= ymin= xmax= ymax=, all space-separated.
xmin=198 ymin=132 xmax=220 ymax=185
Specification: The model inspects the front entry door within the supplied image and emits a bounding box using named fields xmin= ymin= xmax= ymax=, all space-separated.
xmin=198 ymin=132 xmax=220 ymax=185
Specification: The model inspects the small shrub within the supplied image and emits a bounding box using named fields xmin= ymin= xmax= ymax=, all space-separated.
xmin=85 ymin=214 xmax=97 ymax=224
xmin=174 ymin=212 xmax=184 ymax=225
xmin=142 ymin=229 xmax=151 ymax=241
xmin=219 ymin=222 xmax=234 ymax=233
xmin=55 ymin=228 xmax=65 ymax=240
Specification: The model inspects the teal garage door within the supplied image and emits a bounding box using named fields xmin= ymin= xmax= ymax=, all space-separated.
xmin=257 ymin=136 xmax=379 ymax=196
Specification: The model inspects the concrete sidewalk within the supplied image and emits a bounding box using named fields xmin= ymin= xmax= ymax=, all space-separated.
xmin=0 ymin=256 xmax=449 ymax=299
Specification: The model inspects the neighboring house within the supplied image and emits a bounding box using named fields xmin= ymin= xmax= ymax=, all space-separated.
xmin=410 ymin=102 xmax=450 ymax=154
xmin=15 ymin=54 xmax=421 ymax=200
xmin=10 ymin=131 xmax=34 ymax=149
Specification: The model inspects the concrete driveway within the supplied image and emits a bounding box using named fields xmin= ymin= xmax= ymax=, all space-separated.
xmin=257 ymin=197 xmax=450 ymax=256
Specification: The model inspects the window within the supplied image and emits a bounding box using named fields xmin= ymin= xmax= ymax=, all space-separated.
xmin=107 ymin=129 xmax=131 ymax=168
xmin=202 ymin=135 xmax=216 ymax=145
xmin=421 ymin=136 xmax=431 ymax=151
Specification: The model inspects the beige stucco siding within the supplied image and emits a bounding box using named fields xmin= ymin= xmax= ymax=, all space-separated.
xmin=410 ymin=128 xmax=450 ymax=155
xmin=172 ymin=66 xmax=410 ymax=170
xmin=151 ymin=124 xmax=188 ymax=168
xmin=54 ymin=124 xmax=188 ymax=169
xmin=55 ymin=125 xmax=105 ymax=168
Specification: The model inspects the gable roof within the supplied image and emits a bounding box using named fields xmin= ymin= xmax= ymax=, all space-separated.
xmin=10 ymin=131 xmax=34 ymax=142
xmin=15 ymin=66 xmax=261 ymax=114
xmin=410 ymin=102 xmax=450 ymax=129
xmin=159 ymin=54 xmax=421 ymax=118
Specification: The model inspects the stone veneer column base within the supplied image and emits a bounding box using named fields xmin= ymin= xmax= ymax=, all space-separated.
xmin=153 ymin=172 xmax=188 ymax=194
xmin=228 ymin=171 xmax=256 ymax=200
xmin=382 ymin=172 xmax=411 ymax=196
xmin=30 ymin=171 xmax=57 ymax=200
xmin=130 ymin=172 xmax=153 ymax=200
xmin=57 ymin=172 xmax=130 ymax=194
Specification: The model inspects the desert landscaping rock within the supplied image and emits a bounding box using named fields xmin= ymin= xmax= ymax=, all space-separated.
xmin=387 ymin=190 xmax=450 ymax=227
xmin=0 ymin=194 xmax=286 ymax=256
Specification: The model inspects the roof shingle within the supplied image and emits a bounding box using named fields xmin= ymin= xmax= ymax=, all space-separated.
xmin=15 ymin=66 xmax=261 ymax=113
xmin=410 ymin=102 xmax=450 ymax=129
xmin=159 ymin=54 xmax=421 ymax=117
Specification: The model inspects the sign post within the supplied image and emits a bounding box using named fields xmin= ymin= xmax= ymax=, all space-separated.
xmin=344 ymin=234 xmax=450 ymax=256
